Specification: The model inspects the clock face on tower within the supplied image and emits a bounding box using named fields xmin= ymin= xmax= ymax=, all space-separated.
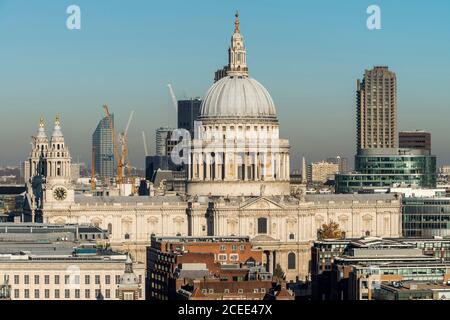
xmin=53 ymin=187 xmax=68 ymax=201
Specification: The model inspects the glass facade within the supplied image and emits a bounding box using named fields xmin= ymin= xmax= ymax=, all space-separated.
xmin=403 ymin=198 xmax=450 ymax=238
xmin=92 ymin=115 xmax=115 ymax=180
xmin=335 ymin=154 xmax=436 ymax=193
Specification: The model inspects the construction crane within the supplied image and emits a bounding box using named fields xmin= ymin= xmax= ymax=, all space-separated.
xmin=142 ymin=131 xmax=149 ymax=157
xmin=119 ymin=110 xmax=135 ymax=181
xmin=102 ymin=105 xmax=123 ymax=185
xmin=167 ymin=84 xmax=178 ymax=110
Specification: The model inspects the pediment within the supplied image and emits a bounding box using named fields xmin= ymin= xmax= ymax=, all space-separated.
xmin=240 ymin=197 xmax=285 ymax=210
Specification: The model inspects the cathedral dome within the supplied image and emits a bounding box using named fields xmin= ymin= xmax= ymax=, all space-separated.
xmin=199 ymin=75 xmax=277 ymax=120
xmin=199 ymin=12 xmax=277 ymax=122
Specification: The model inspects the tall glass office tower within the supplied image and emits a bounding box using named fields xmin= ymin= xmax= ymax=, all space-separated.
xmin=92 ymin=115 xmax=115 ymax=180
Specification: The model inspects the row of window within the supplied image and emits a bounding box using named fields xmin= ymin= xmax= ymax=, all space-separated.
xmin=11 ymin=274 xmax=122 ymax=285
xmin=200 ymin=288 xmax=266 ymax=294
xmin=14 ymin=288 xmax=114 ymax=299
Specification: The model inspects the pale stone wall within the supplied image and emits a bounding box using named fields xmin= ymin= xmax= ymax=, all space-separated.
xmin=43 ymin=194 xmax=401 ymax=282
xmin=0 ymin=260 xmax=145 ymax=300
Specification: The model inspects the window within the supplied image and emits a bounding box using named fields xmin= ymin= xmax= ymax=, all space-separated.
xmin=85 ymin=275 xmax=90 ymax=285
xmin=230 ymin=254 xmax=239 ymax=261
xmin=24 ymin=275 xmax=29 ymax=285
xmin=208 ymin=289 xmax=214 ymax=294
xmin=65 ymin=275 xmax=70 ymax=285
xmin=289 ymin=233 xmax=295 ymax=240
xmin=14 ymin=289 xmax=19 ymax=299
xmin=123 ymin=292 xmax=134 ymax=300
xmin=240 ymin=245 xmax=245 ymax=251
xmin=55 ymin=275 xmax=60 ymax=284
xmin=261 ymin=288 xmax=266 ymax=294
xmin=238 ymin=289 xmax=243 ymax=294
xmin=231 ymin=245 xmax=237 ymax=251
xmin=45 ymin=289 xmax=50 ymax=299
xmin=257 ymin=217 xmax=267 ymax=234
xmin=95 ymin=289 xmax=101 ymax=298
xmin=105 ymin=289 xmax=110 ymax=299
xmin=224 ymin=289 xmax=230 ymax=294
xmin=24 ymin=289 xmax=29 ymax=299
xmin=105 ymin=275 xmax=110 ymax=284
xmin=44 ymin=275 xmax=50 ymax=285
xmin=115 ymin=275 xmax=121 ymax=284
xmin=34 ymin=289 xmax=40 ymax=299
xmin=55 ymin=289 xmax=60 ymax=299
xmin=75 ymin=289 xmax=80 ymax=299
xmin=219 ymin=245 xmax=226 ymax=252
xmin=95 ymin=275 xmax=100 ymax=285
xmin=218 ymin=254 xmax=227 ymax=261
xmin=85 ymin=289 xmax=90 ymax=299
xmin=288 ymin=252 xmax=296 ymax=270
xmin=14 ymin=275 xmax=19 ymax=284
xmin=253 ymin=289 xmax=259 ymax=293
xmin=115 ymin=289 xmax=119 ymax=298
xmin=65 ymin=289 xmax=70 ymax=299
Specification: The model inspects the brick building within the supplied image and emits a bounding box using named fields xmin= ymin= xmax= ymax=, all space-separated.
xmin=146 ymin=236 xmax=275 ymax=300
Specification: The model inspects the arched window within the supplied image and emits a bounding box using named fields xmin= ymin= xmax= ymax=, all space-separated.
xmin=257 ymin=218 xmax=267 ymax=234
xmin=176 ymin=233 xmax=181 ymax=237
xmin=288 ymin=252 xmax=296 ymax=270
xmin=107 ymin=223 xmax=112 ymax=235
xmin=124 ymin=233 xmax=130 ymax=240
xmin=289 ymin=233 xmax=295 ymax=240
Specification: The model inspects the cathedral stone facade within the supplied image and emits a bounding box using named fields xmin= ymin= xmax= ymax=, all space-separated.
xmin=25 ymin=14 xmax=402 ymax=281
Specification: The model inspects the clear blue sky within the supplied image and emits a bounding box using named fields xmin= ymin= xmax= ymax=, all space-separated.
xmin=0 ymin=0 xmax=449 ymax=170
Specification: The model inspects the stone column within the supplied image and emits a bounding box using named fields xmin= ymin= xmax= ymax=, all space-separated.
xmin=254 ymin=153 xmax=259 ymax=181
xmin=269 ymin=251 xmax=274 ymax=274
xmin=205 ymin=154 xmax=211 ymax=181
xmin=199 ymin=153 xmax=204 ymax=180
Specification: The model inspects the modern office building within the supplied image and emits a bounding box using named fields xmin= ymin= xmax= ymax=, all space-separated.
xmin=399 ymin=131 xmax=431 ymax=152
xmin=312 ymin=237 xmax=450 ymax=300
xmin=307 ymin=161 xmax=340 ymax=183
xmin=92 ymin=115 xmax=115 ymax=180
xmin=336 ymin=66 xmax=438 ymax=194
xmin=326 ymin=156 xmax=349 ymax=174
xmin=177 ymin=98 xmax=202 ymax=138
xmin=357 ymin=66 xmax=397 ymax=152
xmin=402 ymin=197 xmax=450 ymax=238
xmin=335 ymin=148 xmax=437 ymax=193
xmin=155 ymin=127 xmax=174 ymax=156
xmin=372 ymin=281 xmax=450 ymax=300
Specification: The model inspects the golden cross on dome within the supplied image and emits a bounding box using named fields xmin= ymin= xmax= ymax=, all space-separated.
xmin=39 ymin=117 xmax=45 ymax=128
xmin=234 ymin=10 xmax=240 ymax=33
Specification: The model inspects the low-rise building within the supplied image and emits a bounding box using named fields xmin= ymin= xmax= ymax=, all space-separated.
xmin=312 ymin=237 xmax=450 ymax=300
xmin=372 ymin=281 xmax=450 ymax=300
xmin=0 ymin=242 xmax=145 ymax=300
xmin=147 ymin=236 xmax=274 ymax=300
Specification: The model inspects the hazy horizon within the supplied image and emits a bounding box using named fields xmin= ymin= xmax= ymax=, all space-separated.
xmin=1 ymin=0 xmax=449 ymax=170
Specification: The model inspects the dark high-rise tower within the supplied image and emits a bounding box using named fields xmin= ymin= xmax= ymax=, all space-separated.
xmin=357 ymin=66 xmax=397 ymax=153
xmin=92 ymin=115 xmax=115 ymax=180
xmin=177 ymin=98 xmax=202 ymax=138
